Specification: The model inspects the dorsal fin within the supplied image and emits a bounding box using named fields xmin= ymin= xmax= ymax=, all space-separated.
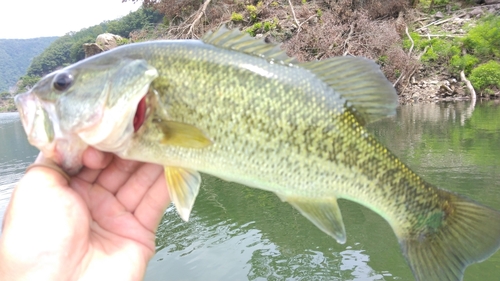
xmin=202 ymin=25 xmax=298 ymax=65
xmin=300 ymin=57 xmax=398 ymax=124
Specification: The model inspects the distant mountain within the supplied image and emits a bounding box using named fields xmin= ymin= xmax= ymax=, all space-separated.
xmin=0 ymin=37 xmax=58 ymax=92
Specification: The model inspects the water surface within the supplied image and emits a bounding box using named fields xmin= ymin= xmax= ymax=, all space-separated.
xmin=1 ymin=101 xmax=499 ymax=280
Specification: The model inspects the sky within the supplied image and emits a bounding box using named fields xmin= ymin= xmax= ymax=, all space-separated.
xmin=0 ymin=0 xmax=141 ymax=39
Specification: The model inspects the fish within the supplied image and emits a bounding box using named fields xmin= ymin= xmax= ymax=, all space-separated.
xmin=15 ymin=26 xmax=500 ymax=281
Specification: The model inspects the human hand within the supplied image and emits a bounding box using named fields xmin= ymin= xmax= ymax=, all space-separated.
xmin=0 ymin=147 xmax=170 ymax=281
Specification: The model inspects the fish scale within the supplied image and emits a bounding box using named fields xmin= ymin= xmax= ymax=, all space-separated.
xmin=14 ymin=26 xmax=500 ymax=281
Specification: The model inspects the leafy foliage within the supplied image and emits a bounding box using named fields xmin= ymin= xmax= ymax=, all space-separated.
xmin=107 ymin=8 xmax=163 ymax=37
xmin=231 ymin=12 xmax=244 ymax=22
xmin=17 ymin=75 xmax=41 ymax=93
xmin=0 ymin=37 xmax=57 ymax=92
xmin=24 ymin=8 xmax=163 ymax=84
xmin=450 ymin=54 xmax=478 ymax=75
xmin=463 ymin=15 xmax=500 ymax=59
xmin=469 ymin=61 xmax=500 ymax=95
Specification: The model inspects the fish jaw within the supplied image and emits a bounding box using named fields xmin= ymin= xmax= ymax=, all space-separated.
xmin=15 ymin=57 xmax=159 ymax=174
xmin=15 ymin=90 xmax=89 ymax=174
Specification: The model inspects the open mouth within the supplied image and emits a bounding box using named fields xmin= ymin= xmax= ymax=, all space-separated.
xmin=133 ymin=95 xmax=147 ymax=132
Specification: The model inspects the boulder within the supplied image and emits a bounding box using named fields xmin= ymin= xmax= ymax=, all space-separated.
xmin=96 ymin=33 xmax=124 ymax=51
xmin=469 ymin=7 xmax=483 ymax=16
xmin=83 ymin=43 xmax=104 ymax=58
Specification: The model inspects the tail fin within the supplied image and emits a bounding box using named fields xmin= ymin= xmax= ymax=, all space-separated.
xmin=399 ymin=191 xmax=500 ymax=281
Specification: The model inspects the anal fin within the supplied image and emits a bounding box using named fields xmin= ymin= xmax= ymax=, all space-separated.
xmin=278 ymin=194 xmax=346 ymax=244
xmin=164 ymin=167 xmax=201 ymax=221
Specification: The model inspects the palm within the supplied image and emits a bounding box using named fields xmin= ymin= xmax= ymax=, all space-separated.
xmin=0 ymin=148 xmax=170 ymax=281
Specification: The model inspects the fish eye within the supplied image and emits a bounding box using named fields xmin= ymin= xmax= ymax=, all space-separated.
xmin=53 ymin=72 xmax=73 ymax=91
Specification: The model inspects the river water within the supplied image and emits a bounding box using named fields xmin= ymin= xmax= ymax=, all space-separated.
xmin=1 ymin=101 xmax=499 ymax=280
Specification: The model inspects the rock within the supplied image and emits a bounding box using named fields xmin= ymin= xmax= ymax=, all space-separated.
xmin=454 ymin=87 xmax=465 ymax=96
xmin=485 ymin=0 xmax=500 ymax=4
xmin=83 ymin=43 xmax=104 ymax=58
xmin=96 ymin=33 xmax=123 ymax=51
xmin=469 ymin=7 xmax=483 ymax=17
xmin=435 ymin=11 xmax=444 ymax=19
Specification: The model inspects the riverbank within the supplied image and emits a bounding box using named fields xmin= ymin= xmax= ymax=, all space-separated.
xmin=0 ymin=95 xmax=15 ymax=113
xmin=2 ymin=1 xmax=498 ymax=113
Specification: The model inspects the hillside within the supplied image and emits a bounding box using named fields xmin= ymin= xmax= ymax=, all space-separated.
xmin=0 ymin=37 xmax=58 ymax=92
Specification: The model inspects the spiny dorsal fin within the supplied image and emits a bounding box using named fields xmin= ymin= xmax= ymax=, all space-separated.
xmin=300 ymin=57 xmax=398 ymax=124
xmin=202 ymin=26 xmax=298 ymax=65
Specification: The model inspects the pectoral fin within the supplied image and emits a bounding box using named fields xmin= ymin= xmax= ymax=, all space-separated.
xmin=164 ymin=167 xmax=201 ymax=221
xmin=278 ymin=194 xmax=346 ymax=244
xmin=158 ymin=120 xmax=212 ymax=149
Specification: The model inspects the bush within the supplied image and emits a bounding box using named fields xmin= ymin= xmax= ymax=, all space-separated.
xmin=421 ymin=38 xmax=457 ymax=63
xmin=450 ymin=54 xmax=479 ymax=75
xmin=246 ymin=5 xmax=258 ymax=22
xmin=469 ymin=61 xmax=500 ymax=94
xmin=463 ymin=15 xmax=500 ymax=59
xmin=0 ymin=91 xmax=11 ymax=100
xmin=231 ymin=12 xmax=244 ymax=22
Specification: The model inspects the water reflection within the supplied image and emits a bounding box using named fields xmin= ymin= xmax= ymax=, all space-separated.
xmin=0 ymin=113 xmax=39 ymax=227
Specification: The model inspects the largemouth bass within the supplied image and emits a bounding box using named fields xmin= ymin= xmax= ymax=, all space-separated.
xmin=15 ymin=27 xmax=500 ymax=281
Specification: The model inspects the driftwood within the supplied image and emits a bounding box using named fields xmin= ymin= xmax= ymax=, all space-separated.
xmin=460 ymin=48 xmax=477 ymax=102
xmin=405 ymin=25 xmax=414 ymax=56
xmin=461 ymin=70 xmax=477 ymax=103
xmin=342 ymin=23 xmax=355 ymax=56
xmin=415 ymin=13 xmax=466 ymax=31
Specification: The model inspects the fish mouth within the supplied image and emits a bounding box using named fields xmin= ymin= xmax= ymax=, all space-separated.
xmin=133 ymin=95 xmax=147 ymax=132
xmin=15 ymin=92 xmax=37 ymax=140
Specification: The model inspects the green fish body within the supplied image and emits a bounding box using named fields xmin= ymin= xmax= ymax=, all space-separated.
xmin=15 ymin=27 xmax=500 ymax=281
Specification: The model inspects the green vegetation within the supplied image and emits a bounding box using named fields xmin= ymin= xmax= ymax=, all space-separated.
xmin=469 ymin=61 xmax=500 ymax=95
xmin=450 ymin=54 xmax=478 ymax=74
xmin=403 ymin=32 xmax=458 ymax=64
xmin=246 ymin=5 xmax=258 ymax=22
xmin=463 ymin=15 xmax=500 ymax=59
xmin=406 ymin=13 xmax=500 ymax=95
xmin=246 ymin=22 xmax=262 ymax=36
xmin=231 ymin=12 xmax=244 ymax=22
xmin=0 ymin=37 xmax=57 ymax=92
xmin=16 ymin=8 xmax=163 ymax=92
xmin=246 ymin=18 xmax=278 ymax=36
xmin=0 ymin=91 xmax=15 ymax=112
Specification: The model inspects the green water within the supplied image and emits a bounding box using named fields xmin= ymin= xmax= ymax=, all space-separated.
xmin=1 ymin=101 xmax=500 ymax=280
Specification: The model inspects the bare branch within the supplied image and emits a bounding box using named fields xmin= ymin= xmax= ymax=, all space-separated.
xmin=405 ymin=25 xmax=414 ymax=56
xmin=343 ymin=23 xmax=355 ymax=56
xmin=287 ymin=0 xmax=301 ymax=33
xmin=186 ymin=0 xmax=212 ymax=38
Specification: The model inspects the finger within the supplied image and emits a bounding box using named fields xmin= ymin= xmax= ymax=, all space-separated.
xmin=82 ymin=147 xmax=112 ymax=170
xmin=25 ymin=152 xmax=71 ymax=185
xmin=115 ymin=163 xmax=164 ymax=212
xmin=75 ymin=148 xmax=113 ymax=183
xmin=133 ymin=173 xmax=170 ymax=233
xmin=95 ymin=156 xmax=142 ymax=195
